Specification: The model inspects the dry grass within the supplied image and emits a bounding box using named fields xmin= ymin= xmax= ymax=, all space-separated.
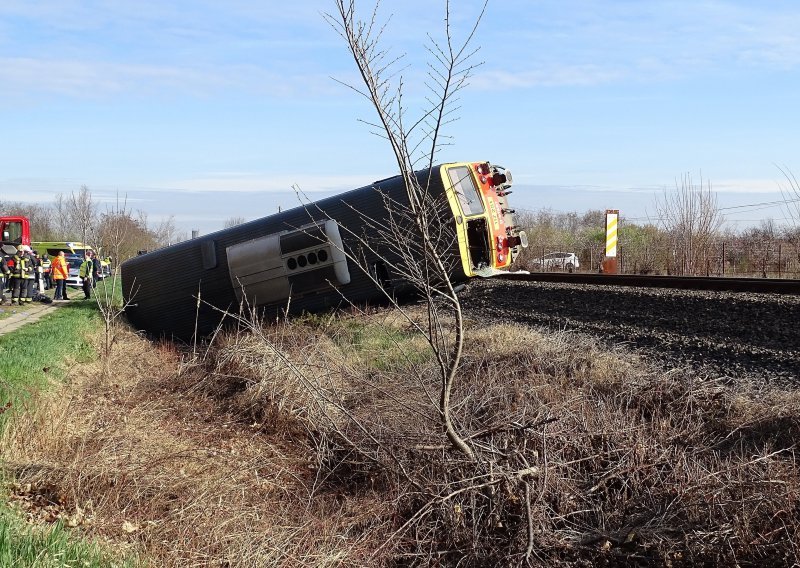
xmin=448 ymin=326 xmax=800 ymax=565
xmin=1 ymin=325 xmax=389 ymax=567
xmin=2 ymin=309 xmax=800 ymax=566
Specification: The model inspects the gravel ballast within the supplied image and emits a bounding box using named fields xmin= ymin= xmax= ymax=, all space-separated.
xmin=460 ymin=277 xmax=800 ymax=383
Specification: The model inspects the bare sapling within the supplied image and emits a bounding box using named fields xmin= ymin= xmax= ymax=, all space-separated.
xmin=325 ymin=0 xmax=487 ymax=460
xmin=68 ymin=184 xmax=98 ymax=249
xmin=95 ymin=192 xmax=138 ymax=377
xmin=188 ymin=1 xmax=550 ymax=560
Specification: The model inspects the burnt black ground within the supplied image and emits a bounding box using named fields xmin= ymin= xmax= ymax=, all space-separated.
xmin=460 ymin=277 xmax=800 ymax=383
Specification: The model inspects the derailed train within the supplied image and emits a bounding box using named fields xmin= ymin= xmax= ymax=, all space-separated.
xmin=121 ymin=161 xmax=527 ymax=339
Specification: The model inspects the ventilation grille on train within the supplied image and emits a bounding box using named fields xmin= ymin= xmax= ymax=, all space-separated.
xmin=226 ymin=220 xmax=351 ymax=306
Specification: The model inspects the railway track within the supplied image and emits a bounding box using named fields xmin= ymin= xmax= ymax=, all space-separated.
xmin=496 ymin=271 xmax=800 ymax=294
xmin=461 ymin=274 xmax=799 ymax=383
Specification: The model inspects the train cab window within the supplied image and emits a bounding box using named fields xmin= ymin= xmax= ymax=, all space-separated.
xmin=448 ymin=166 xmax=484 ymax=216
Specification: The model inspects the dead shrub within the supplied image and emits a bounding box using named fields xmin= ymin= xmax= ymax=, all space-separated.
xmin=214 ymin=316 xmax=800 ymax=566
xmin=179 ymin=327 xmax=350 ymax=437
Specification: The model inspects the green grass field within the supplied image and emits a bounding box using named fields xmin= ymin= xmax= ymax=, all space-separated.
xmin=0 ymin=300 xmax=97 ymax=429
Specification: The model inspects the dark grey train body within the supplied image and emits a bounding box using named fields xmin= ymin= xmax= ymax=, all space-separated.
xmin=121 ymin=167 xmax=461 ymax=339
xmin=121 ymin=161 xmax=525 ymax=340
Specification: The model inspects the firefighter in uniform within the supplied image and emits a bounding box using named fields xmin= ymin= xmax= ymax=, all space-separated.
xmin=10 ymin=246 xmax=31 ymax=304
xmin=0 ymin=250 xmax=10 ymax=305
xmin=1 ymin=245 xmax=15 ymax=302
xmin=30 ymin=250 xmax=42 ymax=297
xmin=24 ymin=248 xmax=38 ymax=302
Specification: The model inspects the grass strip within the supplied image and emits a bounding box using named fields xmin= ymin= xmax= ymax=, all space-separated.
xmin=0 ymin=507 xmax=136 ymax=568
xmin=0 ymin=301 xmax=97 ymax=430
xmin=0 ymin=298 xmax=140 ymax=567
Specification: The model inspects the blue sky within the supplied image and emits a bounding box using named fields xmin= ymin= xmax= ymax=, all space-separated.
xmin=1 ymin=0 xmax=798 ymax=235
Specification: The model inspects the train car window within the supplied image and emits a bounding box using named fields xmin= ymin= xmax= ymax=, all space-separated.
xmin=201 ymin=240 xmax=217 ymax=269
xmin=448 ymin=166 xmax=484 ymax=216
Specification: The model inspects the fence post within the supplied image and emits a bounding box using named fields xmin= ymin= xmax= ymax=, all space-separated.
xmin=722 ymin=242 xmax=725 ymax=275
xmin=778 ymin=243 xmax=782 ymax=278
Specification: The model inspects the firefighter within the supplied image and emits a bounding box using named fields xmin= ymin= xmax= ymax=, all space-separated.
xmin=2 ymin=245 xmax=14 ymax=299
xmin=10 ymin=245 xmax=31 ymax=305
xmin=89 ymin=250 xmax=101 ymax=289
xmin=25 ymin=249 xmax=39 ymax=302
xmin=31 ymin=250 xmax=43 ymax=295
xmin=41 ymin=253 xmax=52 ymax=289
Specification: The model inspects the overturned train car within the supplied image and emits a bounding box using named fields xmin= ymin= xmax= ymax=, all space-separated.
xmin=121 ymin=161 xmax=527 ymax=339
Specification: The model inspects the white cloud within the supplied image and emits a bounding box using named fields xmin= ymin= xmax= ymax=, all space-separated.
xmin=1 ymin=171 xmax=384 ymax=197
xmin=471 ymin=64 xmax=626 ymax=89
xmin=0 ymin=57 xmax=343 ymax=99
xmin=711 ymin=178 xmax=785 ymax=194
xmin=154 ymin=172 xmax=381 ymax=193
xmin=0 ymin=57 xmax=218 ymax=97
xmin=474 ymin=1 xmax=800 ymax=91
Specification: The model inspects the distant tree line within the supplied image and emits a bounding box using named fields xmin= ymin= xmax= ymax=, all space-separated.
xmin=0 ymin=185 xmax=186 ymax=262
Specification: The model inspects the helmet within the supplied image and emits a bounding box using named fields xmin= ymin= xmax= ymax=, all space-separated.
xmin=17 ymin=245 xmax=30 ymax=252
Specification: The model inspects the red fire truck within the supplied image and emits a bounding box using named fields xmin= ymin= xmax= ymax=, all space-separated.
xmin=0 ymin=216 xmax=31 ymax=249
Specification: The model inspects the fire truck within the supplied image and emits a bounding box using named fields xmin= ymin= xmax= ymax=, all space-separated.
xmin=0 ymin=216 xmax=31 ymax=249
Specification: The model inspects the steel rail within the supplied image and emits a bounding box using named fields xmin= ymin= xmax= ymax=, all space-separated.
xmin=495 ymin=272 xmax=800 ymax=295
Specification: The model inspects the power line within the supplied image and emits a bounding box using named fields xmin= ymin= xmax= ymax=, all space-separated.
xmin=718 ymin=196 xmax=800 ymax=212
xmin=724 ymin=217 xmax=794 ymax=223
xmin=517 ymin=195 xmax=800 ymax=224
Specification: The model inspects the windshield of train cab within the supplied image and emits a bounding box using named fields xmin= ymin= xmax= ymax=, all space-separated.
xmin=448 ymin=166 xmax=484 ymax=216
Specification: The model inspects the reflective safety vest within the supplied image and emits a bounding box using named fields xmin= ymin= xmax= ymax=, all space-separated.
xmin=79 ymin=259 xmax=93 ymax=279
xmin=24 ymin=255 xmax=37 ymax=279
xmin=51 ymin=255 xmax=68 ymax=280
xmin=11 ymin=255 xmax=29 ymax=279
